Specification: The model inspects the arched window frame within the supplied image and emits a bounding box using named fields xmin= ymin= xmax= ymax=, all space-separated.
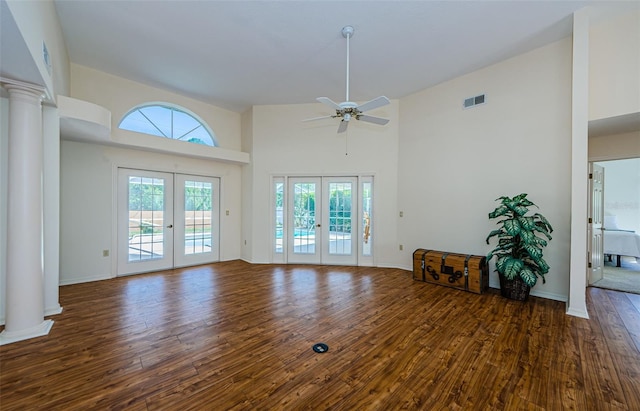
xmin=118 ymin=102 xmax=218 ymax=147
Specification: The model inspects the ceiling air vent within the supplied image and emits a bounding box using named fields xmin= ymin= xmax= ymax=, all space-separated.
xmin=463 ymin=94 xmax=486 ymax=109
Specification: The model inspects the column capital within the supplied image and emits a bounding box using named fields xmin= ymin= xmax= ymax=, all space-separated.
xmin=1 ymin=77 xmax=46 ymax=101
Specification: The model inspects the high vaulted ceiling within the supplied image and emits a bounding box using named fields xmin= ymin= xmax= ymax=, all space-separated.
xmin=52 ymin=1 xmax=638 ymax=113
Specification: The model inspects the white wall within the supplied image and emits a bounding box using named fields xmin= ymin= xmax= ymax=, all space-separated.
xmin=43 ymin=105 xmax=62 ymax=315
xmin=589 ymin=130 xmax=640 ymax=160
xmin=70 ymin=64 xmax=241 ymax=151
xmin=589 ymin=10 xmax=640 ymax=121
xmin=4 ymin=0 xmax=70 ymax=99
xmin=245 ymin=101 xmax=400 ymax=266
xmin=398 ymin=38 xmax=573 ymax=301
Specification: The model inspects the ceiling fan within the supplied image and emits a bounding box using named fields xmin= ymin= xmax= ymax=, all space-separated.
xmin=305 ymin=25 xmax=390 ymax=133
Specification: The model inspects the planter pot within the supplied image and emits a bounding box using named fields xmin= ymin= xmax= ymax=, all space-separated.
xmin=499 ymin=274 xmax=531 ymax=301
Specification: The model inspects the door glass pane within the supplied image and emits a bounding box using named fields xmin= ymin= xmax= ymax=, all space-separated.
xmin=328 ymin=182 xmax=352 ymax=255
xmin=128 ymin=176 xmax=165 ymax=261
xmin=184 ymin=180 xmax=212 ymax=255
xmin=275 ymin=181 xmax=284 ymax=254
xmin=362 ymin=182 xmax=372 ymax=256
xmin=293 ymin=183 xmax=316 ymax=254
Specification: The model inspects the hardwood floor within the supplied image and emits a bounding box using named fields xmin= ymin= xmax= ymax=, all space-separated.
xmin=1 ymin=260 xmax=639 ymax=410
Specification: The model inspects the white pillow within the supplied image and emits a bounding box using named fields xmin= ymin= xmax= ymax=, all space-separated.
xmin=604 ymin=215 xmax=620 ymax=230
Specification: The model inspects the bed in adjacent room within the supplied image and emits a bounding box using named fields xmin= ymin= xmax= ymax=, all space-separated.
xmin=603 ymin=215 xmax=640 ymax=267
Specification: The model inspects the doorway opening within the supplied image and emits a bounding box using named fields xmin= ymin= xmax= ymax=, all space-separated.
xmin=589 ymin=158 xmax=640 ymax=294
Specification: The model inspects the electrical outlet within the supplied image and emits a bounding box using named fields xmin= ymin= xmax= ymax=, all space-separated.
xmin=399 ymin=244 xmax=403 ymax=251
xmin=226 ymin=210 xmax=230 ymax=216
xmin=399 ymin=211 xmax=403 ymax=217
xmin=103 ymin=249 xmax=109 ymax=257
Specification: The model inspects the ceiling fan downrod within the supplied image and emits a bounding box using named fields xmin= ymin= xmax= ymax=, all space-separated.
xmin=342 ymin=25 xmax=354 ymax=104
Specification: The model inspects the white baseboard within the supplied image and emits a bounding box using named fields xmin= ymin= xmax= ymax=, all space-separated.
xmin=0 ymin=319 xmax=54 ymax=345
xmin=59 ymin=274 xmax=111 ymax=286
xmin=529 ymin=289 xmax=568 ymax=303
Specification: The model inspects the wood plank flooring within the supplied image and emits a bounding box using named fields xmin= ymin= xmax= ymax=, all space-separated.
xmin=1 ymin=260 xmax=639 ymax=410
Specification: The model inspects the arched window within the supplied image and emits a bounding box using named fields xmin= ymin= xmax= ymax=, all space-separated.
xmin=119 ymin=103 xmax=216 ymax=146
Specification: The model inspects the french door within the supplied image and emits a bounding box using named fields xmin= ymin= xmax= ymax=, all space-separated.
xmin=174 ymin=174 xmax=220 ymax=267
xmin=286 ymin=176 xmax=358 ymax=265
xmin=117 ymin=168 xmax=219 ymax=276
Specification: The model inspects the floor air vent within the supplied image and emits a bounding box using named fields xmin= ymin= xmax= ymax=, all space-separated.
xmin=463 ymin=94 xmax=486 ymax=109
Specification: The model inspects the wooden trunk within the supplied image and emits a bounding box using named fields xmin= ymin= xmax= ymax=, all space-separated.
xmin=413 ymin=249 xmax=489 ymax=294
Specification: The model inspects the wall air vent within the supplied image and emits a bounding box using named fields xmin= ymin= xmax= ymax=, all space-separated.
xmin=463 ymin=94 xmax=486 ymax=109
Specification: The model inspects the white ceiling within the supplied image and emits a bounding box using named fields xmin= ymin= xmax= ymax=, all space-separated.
xmin=44 ymin=1 xmax=640 ymax=113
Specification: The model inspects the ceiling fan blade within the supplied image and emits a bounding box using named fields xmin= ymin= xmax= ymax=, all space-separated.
xmin=357 ymin=96 xmax=390 ymax=113
xmin=337 ymin=119 xmax=349 ymax=133
xmin=317 ymin=97 xmax=342 ymax=110
xmin=302 ymin=115 xmax=334 ymax=122
xmin=357 ymin=114 xmax=389 ymax=126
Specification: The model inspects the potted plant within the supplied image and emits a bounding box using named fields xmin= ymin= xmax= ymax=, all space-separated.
xmin=485 ymin=193 xmax=553 ymax=301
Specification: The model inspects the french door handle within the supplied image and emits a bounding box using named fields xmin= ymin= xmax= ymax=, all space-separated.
xmin=167 ymin=224 xmax=173 ymax=228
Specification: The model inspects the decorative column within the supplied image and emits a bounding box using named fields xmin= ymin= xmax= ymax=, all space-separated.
xmin=0 ymin=80 xmax=53 ymax=345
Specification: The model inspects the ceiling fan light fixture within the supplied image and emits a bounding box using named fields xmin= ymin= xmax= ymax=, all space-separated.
xmin=303 ymin=24 xmax=390 ymax=133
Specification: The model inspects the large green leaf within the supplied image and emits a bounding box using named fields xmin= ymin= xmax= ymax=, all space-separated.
xmin=520 ymin=267 xmax=538 ymax=287
xmin=523 ymin=243 xmax=543 ymax=259
xmin=485 ymin=229 xmax=505 ymax=244
xmin=532 ymin=236 xmax=548 ymax=247
xmin=503 ymin=219 xmax=521 ymax=236
xmin=511 ymin=205 xmax=529 ymax=216
xmin=518 ymin=216 xmax=536 ymax=230
xmin=495 ymin=256 xmax=509 ymax=275
xmin=520 ymin=230 xmax=536 ymax=244
xmin=533 ymin=257 xmax=550 ymax=274
xmin=489 ymin=204 xmax=510 ymax=219
xmin=533 ymin=213 xmax=553 ymax=233
xmin=512 ymin=193 xmax=528 ymax=202
xmin=533 ymin=224 xmax=553 ymax=240
xmin=502 ymin=258 xmax=524 ymax=280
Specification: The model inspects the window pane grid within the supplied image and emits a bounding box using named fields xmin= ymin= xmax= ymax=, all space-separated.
xmin=184 ymin=181 xmax=212 ymax=255
xmin=128 ymin=176 xmax=165 ymax=262
xmin=119 ymin=104 xmax=215 ymax=146
xmin=329 ymin=182 xmax=352 ymax=255
xmin=275 ymin=182 xmax=284 ymax=254
xmin=293 ymin=183 xmax=315 ymax=254
xmin=362 ymin=182 xmax=372 ymax=256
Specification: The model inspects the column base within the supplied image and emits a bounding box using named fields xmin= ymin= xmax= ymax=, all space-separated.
xmin=45 ymin=305 xmax=63 ymax=316
xmin=0 ymin=319 xmax=54 ymax=345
